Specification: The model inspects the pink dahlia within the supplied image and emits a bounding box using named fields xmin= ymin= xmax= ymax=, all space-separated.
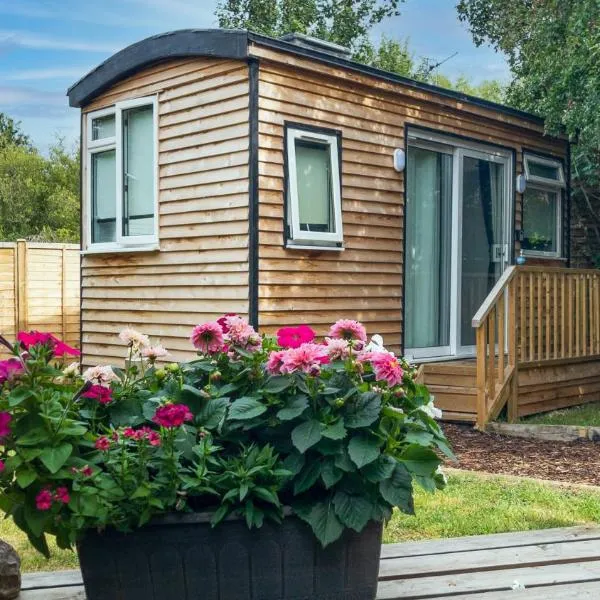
xmin=217 ymin=313 xmax=238 ymax=334
xmin=324 ymin=337 xmax=351 ymax=360
xmin=0 ymin=412 xmax=11 ymax=438
xmin=190 ymin=322 xmax=224 ymax=354
xmin=153 ymin=404 xmax=193 ymax=428
xmin=225 ymin=316 xmax=261 ymax=351
xmin=36 ymin=489 xmax=53 ymax=511
xmin=277 ymin=325 xmax=316 ymax=349
xmin=281 ymin=343 xmax=330 ymax=375
xmin=142 ymin=345 xmax=169 ymax=362
xmin=369 ymin=352 xmax=404 ymax=387
xmin=328 ymin=319 xmax=367 ymax=342
xmin=265 ymin=350 xmax=286 ymax=375
xmin=54 ymin=487 xmax=70 ymax=505
xmin=0 ymin=358 xmax=23 ymax=384
xmin=95 ymin=436 xmax=111 ymax=451
xmin=82 ymin=384 xmax=113 ymax=405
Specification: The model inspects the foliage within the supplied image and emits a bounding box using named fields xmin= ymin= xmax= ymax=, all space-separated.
xmin=522 ymin=402 xmax=600 ymax=427
xmin=0 ymin=138 xmax=79 ymax=242
xmin=456 ymin=0 xmax=600 ymax=262
xmin=0 ymin=318 xmax=449 ymax=554
xmin=0 ymin=114 xmax=31 ymax=152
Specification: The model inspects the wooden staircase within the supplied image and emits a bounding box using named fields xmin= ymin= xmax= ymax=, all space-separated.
xmin=418 ymin=360 xmax=477 ymax=423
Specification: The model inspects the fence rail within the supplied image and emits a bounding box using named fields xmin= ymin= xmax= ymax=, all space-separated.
xmin=0 ymin=240 xmax=80 ymax=351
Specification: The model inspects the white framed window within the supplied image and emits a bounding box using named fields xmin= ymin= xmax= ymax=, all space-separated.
xmin=522 ymin=153 xmax=565 ymax=258
xmin=85 ymin=96 xmax=158 ymax=252
xmin=285 ymin=125 xmax=343 ymax=247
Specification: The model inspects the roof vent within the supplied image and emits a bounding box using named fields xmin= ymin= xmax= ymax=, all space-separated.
xmin=279 ymin=32 xmax=352 ymax=59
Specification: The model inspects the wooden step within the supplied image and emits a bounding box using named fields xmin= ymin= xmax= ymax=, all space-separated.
xmin=420 ymin=362 xmax=477 ymax=376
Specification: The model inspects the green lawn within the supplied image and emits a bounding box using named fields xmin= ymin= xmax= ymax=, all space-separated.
xmin=520 ymin=402 xmax=600 ymax=426
xmin=5 ymin=471 xmax=600 ymax=571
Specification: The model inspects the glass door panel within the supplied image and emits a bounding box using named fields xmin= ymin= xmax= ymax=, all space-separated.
xmin=405 ymin=145 xmax=453 ymax=357
xmin=459 ymin=154 xmax=506 ymax=349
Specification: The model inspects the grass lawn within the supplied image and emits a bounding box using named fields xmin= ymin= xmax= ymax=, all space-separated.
xmin=5 ymin=471 xmax=600 ymax=571
xmin=520 ymin=401 xmax=600 ymax=426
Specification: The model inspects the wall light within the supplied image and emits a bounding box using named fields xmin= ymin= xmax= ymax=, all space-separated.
xmin=516 ymin=174 xmax=527 ymax=194
xmin=393 ymin=148 xmax=406 ymax=173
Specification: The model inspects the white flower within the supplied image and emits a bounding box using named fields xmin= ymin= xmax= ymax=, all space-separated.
xmin=511 ymin=581 xmax=525 ymax=590
xmin=62 ymin=362 xmax=80 ymax=377
xmin=435 ymin=465 xmax=448 ymax=485
xmin=142 ymin=345 xmax=169 ymax=362
xmin=83 ymin=365 xmax=118 ymax=386
xmin=364 ymin=334 xmax=394 ymax=355
xmin=420 ymin=399 xmax=443 ymax=420
xmin=118 ymin=327 xmax=150 ymax=350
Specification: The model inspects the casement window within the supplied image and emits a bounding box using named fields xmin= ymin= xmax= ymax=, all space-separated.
xmin=521 ymin=154 xmax=565 ymax=257
xmin=86 ymin=96 xmax=158 ymax=251
xmin=285 ymin=125 xmax=343 ymax=248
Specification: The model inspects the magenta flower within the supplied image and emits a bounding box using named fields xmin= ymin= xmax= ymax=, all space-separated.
xmin=0 ymin=412 xmax=11 ymax=438
xmin=280 ymin=343 xmax=330 ymax=375
xmin=0 ymin=460 xmax=5 ymax=473
xmin=17 ymin=331 xmax=79 ymax=357
xmin=277 ymin=325 xmax=316 ymax=349
xmin=95 ymin=436 xmax=111 ymax=451
xmin=217 ymin=313 xmax=238 ymax=334
xmin=35 ymin=489 xmax=53 ymax=511
xmin=266 ymin=350 xmax=286 ymax=375
xmin=190 ymin=322 xmax=225 ymax=354
xmin=0 ymin=359 xmax=23 ymax=385
xmin=54 ymin=487 xmax=70 ymax=505
xmin=82 ymin=384 xmax=113 ymax=405
xmin=328 ymin=319 xmax=367 ymax=342
xmin=153 ymin=404 xmax=193 ymax=428
xmin=369 ymin=352 xmax=404 ymax=387
xmin=81 ymin=465 xmax=93 ymax=477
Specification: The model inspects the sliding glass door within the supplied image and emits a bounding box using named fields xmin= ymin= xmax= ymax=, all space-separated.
xmin=405 ymin=133 xmax=512 ymax=359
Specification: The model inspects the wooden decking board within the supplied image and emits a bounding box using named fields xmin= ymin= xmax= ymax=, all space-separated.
xmin=449 ymin=580 xmax=600 ymax=599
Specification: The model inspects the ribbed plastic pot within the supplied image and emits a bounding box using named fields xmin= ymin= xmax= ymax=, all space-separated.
xmin=77 ymin=512 xmax=383 ymax=600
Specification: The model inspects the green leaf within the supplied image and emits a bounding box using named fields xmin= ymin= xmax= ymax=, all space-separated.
xmin=293 ymin=461 xmax=322 ymax=495
xmin=379 ymin=462 xmax=414 ymax=514
xmin=109 ymin=397 xmax=144 ymax=427
xmin=294 ymin=500 xmax=344 ymax=547
xmin=322 ymin=419 xmax=347 ymax=440
xmin=253 ymin=487 xmax=280 ymax=506
xmin=178 ymin=384 xmax=205 ymax=412
xmin=16 ymin=427 xmax=50 ymax=447
xmin=4 ymin=455 xmax=22 ymax=472
xmin=333 ymin=491 xmax=372 ymax=532
xmin=210 ymin=504 xmax=230 ymax=527
xmin=78 ymin=494 xmax=99 ymax=517
xmin=405 ymin=430 xmax=434 ymax=446
xmin=276 ymin=394 xmax=309 ymax=421
xmin=131 ymin=485 xmax=151 ymax=499
xmin=39 ymin=443 xmax=73 ymax=474
xmin=348 ymin=433 xmax=380 ymax=468
xmin=263 ymin=376 xmax=293 ymax=393
xmin=16 ymin=467 xmax=37 ymax=489
xmin=18 ymin=448 xmax=42 ymax=461
xmin=334 ymin=448 xmax=355 ymax=472
xmin=321 ymin=460 xmax=343 ymax=489
xmin=399 ymin=444 xmax=442 ymax=477
xmin=196 ymin=397 xmax=229 ymax=430
xmin=283 ymin=452 xmax=305 ymax=476
xmin=59 ymin=422 xmax=87 ymax=437
xmin=8 ymin=387 xmax=32 ymax=407
xmin=344 ymin=392 xmax=381 ymax=429
xmin=361 ymin=454 xmax=396 ymax=483
xmin=228 ymin=397 xmax=267 ymax=420
xmin=24 ymin=503 xmax=49 ymax=537
xmin=291 ymin=420 xmax=324 ymax=453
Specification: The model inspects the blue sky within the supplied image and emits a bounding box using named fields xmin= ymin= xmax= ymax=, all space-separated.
xmin=0 ymin=0 xmax=509 ymax=152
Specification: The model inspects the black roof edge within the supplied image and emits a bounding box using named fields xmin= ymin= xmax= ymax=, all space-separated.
xmin=67 ymin=29 xmax=249 ymax=108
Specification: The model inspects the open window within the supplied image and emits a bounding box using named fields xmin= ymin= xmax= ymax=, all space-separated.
xmin=521 ymin=153 xmax=565 ymax=257
xmin=285 ymin=124 xmax=343 ymax=248
xmin=86 ymin=96 xmax=158 ymax=252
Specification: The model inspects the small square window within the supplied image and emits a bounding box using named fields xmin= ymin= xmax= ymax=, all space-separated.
xmin=285 ymin=125 xmax=343 ymax=246
xmin=91 ymin=115 xmax=115 ymax=141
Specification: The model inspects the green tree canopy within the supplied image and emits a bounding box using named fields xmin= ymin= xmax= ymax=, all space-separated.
xmin=0 ymin=114 xmax=32 ymax=151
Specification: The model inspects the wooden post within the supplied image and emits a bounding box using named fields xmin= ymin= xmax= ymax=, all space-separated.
xmin=15 ymin=239 xmax=28 ymax=333
xmin=61 ymin=246 xmax=67 ymax=342
xmin=476 ymin=325 xmax=487 ymax=430
xmin=507 ymin=279 xmax=519 ymax=423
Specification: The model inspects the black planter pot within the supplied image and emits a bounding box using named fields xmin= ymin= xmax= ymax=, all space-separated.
xmin=77 ymin=512 xmax=383 ymax=600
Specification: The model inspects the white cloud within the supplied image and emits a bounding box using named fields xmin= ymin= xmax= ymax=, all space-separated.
xmin=0 ymin=30 xmax=122 ymax=53
xmin=4 ymin=67 xmax=92 ymax=81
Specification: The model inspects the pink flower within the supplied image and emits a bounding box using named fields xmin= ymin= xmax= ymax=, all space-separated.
xmin=0 ymin=460 xmax=5 ymax=473
xmin=17 ymin=331 xmax=79 ymax=357
xmin=52 ymin=338 xmax=80 ymax=357
xmin=277 ymin=325 xmax=316 ymax=349
xmin=266 ymin=350 xmax=286 ymax=375
xmin=83 ymin=365 xmax=118 ymax=386
xmin=369 ymin=352 xmax=404 ymax=387
xmin=0 ymin=359 xmax=23 ymax=384
xmin=217 ymin=313 xmax=238 ymax=334
xmin=82 ymin=384 xmax=113 ymax=405
xmin=119 ymin=327 xmax=150 ymax=350
xmin=54 ymin=487 xmax=70 ymax=505
xmin=35 ymin=489 xmax=53 ymax=511
xmin=153 ymin=404 xmax=193 ymax=428
xmin=81 ymin=465 xmax=93 ymax=477
xmin=224 ymin=316 xmax=261 ymax=351
xmin=147 ymin=431 xmax=161 ymax=446
xmin=280 ymin=343 xmax=330 ymax=375
xmin=142 ymin=345 xmax=169 ymax=362
xmin=324 ymin=337 xmax=351 ymax=360
xmin=95 ymin=436 xmax=111 ymax=451
xmin=190 ymin=322 xmax=225 ymax=354
xmin=122 ymin=427 xmax=136 ymax=439
xmin=0 ymin=412 xmax=11 ymax=438
xmin=328 ymin=319 xmax=367 ymax=342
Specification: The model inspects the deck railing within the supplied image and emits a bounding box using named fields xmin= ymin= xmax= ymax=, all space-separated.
xmin=471 ymin=265 xmax=600 ymax=427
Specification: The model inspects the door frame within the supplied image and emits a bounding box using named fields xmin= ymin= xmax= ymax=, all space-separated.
xmin=405 ymin=128 xmax=514 ymax=361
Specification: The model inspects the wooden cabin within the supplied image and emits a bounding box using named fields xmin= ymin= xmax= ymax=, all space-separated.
xmin=68 ymin=29 xmax=600 ymax=426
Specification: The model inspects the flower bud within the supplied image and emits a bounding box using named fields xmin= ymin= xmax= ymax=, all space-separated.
xmin=334 ymin=398 xmax=345 ymax=408
xmin=155 ymin=368 xmax=167 ymax=380
xmin=167 ymin=363 xmax=180 ymax=373
xmin=209 ymin=371 xmax=222 ymax=382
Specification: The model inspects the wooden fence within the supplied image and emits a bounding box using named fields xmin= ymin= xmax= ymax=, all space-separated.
xmin=0 ymin=240 xmax=80 ymax=351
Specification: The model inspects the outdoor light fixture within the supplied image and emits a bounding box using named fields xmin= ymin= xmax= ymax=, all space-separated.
xmin=393 ymin=148 xmax=406 ymax=172
xmin=516 ymin=174 xmax=527 ymax=194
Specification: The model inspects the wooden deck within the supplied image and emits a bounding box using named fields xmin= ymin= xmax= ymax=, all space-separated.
xmin=16 ymin=525 xmax=600 ymax=599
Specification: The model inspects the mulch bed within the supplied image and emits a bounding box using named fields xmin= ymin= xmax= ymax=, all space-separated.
xmin=442 ymin=423 xmax=600 ymax=487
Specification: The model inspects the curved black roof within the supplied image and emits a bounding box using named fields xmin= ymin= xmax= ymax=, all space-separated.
xmin=67 ymin=28 xmax=547 ymax=127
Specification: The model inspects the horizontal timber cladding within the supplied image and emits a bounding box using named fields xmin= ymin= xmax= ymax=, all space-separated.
xmin=80 ymin=58 xmax=251 ymax=365
xmin=251 ymin=46 xmax=568 ymax=350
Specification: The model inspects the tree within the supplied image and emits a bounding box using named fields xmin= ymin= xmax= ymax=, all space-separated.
xmin=0 ymin=114 xmax=32 ymax=151
xmin=456 ymin=0 xmax=600 ymax=266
